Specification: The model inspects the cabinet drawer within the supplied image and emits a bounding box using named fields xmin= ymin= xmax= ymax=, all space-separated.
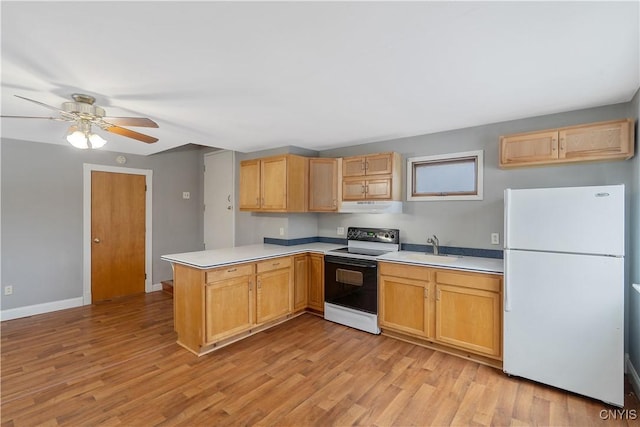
xmin=379 ymin=262 xmax=432 ymax=281
xmin=206 ymin=263 xmax=254 ymax=283
xmin=256 ymin=256 xmax=291 ymax=273
xmin=434 ymin=270 xmax=501 ymax=292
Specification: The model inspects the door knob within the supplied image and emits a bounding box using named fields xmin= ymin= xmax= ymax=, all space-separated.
xmin=227 ymin=206 xmax=233 ymax=210
xmin=93 ymin=238 xmax=101 ymax=243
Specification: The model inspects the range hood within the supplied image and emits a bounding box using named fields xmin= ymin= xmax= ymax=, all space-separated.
xmin=339 ymin=201 xmax=403 ymax=214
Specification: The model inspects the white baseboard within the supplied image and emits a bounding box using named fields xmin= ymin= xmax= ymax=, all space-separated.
xmin=627 ymin=353 xmax=640 ymax=398
xmin=152 ymin=282 xmax=163 ymax=292
xmin=1 ymin=297 xmax=84 ymax=321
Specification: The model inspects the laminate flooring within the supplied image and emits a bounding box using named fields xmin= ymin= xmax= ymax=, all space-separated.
xmin=2 ymin=292 xmax=638 ymax=426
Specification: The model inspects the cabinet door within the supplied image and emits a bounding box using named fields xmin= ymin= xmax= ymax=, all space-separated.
xmin=435 ymin=284 xmax=501 ymax=358
xmin=256 ymin=268 xmax=291 ymax=324
xmin=364 ymin=178 xmax=392 ymax=199
xmin=559 ymin=119 xmax=633 ymax=160
xmin=239 ymin=160 xmax=261 ymax=210
xmin=309 ymin=158 xmax=338 ymax=211
xmin=205 ymin=276 xmax=253 ymax=343
xmin=380 ymin=275 xmax=431 ymax=338
xmin=342 ymin=156 xmax=366 ymax=177
xmin=499 ymin=131 xmax=559 ymax=167
xmin=342 ymin=178 xmax=366 ymax=200
xmin=308 ymin=254 xmax=324 ymax=312
xmin=364 ymin=153 xmax=394 ymax=175
xmin=293 ymin=255 xmax=308 ymax=311
xmin=261 ymin=156 xmax=288 ymax=210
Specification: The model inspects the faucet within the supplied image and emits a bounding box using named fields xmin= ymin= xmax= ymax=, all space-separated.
xmin=427 ymin=235 xmax=440 ymax=255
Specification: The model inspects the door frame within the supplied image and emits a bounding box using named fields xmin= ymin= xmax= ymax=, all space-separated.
xmin=204 ymin=150 xmax=235 ymax=248
xmin=83 ymin=163 xmax=153 ymax=305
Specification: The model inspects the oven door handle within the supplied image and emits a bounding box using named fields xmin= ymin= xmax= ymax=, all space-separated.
xmin=325 ymin=257 xmax=377 ymax=269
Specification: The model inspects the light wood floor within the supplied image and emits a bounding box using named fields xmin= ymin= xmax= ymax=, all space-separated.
xmin=2 ymin=292 xmax=638 ymax=426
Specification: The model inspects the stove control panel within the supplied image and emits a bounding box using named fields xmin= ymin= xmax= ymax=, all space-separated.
xmin=346 ymin=227 xmax=399 ymax=244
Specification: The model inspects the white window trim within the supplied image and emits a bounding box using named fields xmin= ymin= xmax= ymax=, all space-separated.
xmin=406 ymin=150 xmax=484 ymax=201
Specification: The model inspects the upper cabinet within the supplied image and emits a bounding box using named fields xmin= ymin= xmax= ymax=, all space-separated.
xmin=341 ymin=152 xmax=402 ymax=201
xmin=499 ymin=118 xmax=634 ymax=168
xmin=239 ymin=154 xmax=308 ymax=212
xmin=309 ymin=158 xmax=341 ymax=212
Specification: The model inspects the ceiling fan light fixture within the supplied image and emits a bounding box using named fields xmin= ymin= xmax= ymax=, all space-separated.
xmin=88 ymin=133 xmax=106 ymax=148
xmin=67 ymin=130 xmax=89 ymax=149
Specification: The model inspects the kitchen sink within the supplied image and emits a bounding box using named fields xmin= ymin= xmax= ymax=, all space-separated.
xmin=403 ymin=253 xmax=459 ymax=263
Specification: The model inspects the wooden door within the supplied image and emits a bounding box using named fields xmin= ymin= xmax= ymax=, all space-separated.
xmin=239 ymin=160 xmax=261 ymax=210
xmin=379 ymin=275 xmax=430 ymax=337
xmin=261 ymin=156 xmax=288 ymax=210
xmin=308 ymin=254 xmax=324 ymax=312
xmin=342 ymin=178 xmax=366 ymax=200
xmin=205 ymin=276 xmax=253 ymax=343
xmin=256 ymin=268 xmax=291 ymax=324
xmin=293 ymin=255 xmax=308 ymax=311
xmin=91 ymin=171 xmax=146 ymax=302
xmin=204 ymin=151 xmax=234 ymax=249
xmin=435 ymin=284 xmax=501 ymax=358
xmin=499 ymin=130 xmax=559 ymax=167
xmin=309 ymin=158 xmax=338 ymax=211
xmin=559 ymin=119 xmax=633 ymax=160
xmin=364 ymin=178 xmax=392 ymax=199
xmin=364 ymin=153 xmax=394 ymax=175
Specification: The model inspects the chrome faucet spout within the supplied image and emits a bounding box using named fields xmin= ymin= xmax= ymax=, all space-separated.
xmin=427 ymin=235 xmax=440 ymax=255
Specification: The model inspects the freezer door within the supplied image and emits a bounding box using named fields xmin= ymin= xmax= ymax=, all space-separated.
xmin=503 ymin=249 xmax=624 ymax=406
xmin=504 ymin=185 xmax=624 ymax=256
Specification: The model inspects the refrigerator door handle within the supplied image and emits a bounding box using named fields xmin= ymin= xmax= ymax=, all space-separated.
xmin=504 ymin=250 xmax=511 ymax=312
xmin=504 ymin=189 xmax=511 ymax=249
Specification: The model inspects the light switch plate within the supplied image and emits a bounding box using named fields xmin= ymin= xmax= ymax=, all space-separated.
xmin=491 ymin=233 xmax=500 ymax=245
xmin=337 ymin=227 xmax=345 ymax=235
xmin=182 ymin=192 xmax=190 ymax=200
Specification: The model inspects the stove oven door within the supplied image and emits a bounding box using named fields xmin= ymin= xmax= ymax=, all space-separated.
xmin=324 ymin=255 xmax=378 ymax=314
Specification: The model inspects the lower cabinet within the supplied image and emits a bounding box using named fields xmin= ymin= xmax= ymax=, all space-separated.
xmin=379 ymin=262 xmax=503 ymax=363
xmin=308 ymin=254 xmax=324 ymax=312
xmin=293 ymin=255 xmax=309 ymax=311
xmin=174 ymin=256 xmax=293 ymax=356
xmin=256 ymin=257 xmax=292 ymax=324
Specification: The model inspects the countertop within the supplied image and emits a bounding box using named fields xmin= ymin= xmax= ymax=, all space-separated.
xmin=378 ymin=251 xmax=503 ymax=274
xmin=162 ymin=243 xmax=503 ymax=274
xmin=161 ymin=243 xmax=345 ymax=269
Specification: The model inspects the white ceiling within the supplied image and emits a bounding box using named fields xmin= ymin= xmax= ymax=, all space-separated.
xmin=1 ymin=1 xmax=638 ymax=156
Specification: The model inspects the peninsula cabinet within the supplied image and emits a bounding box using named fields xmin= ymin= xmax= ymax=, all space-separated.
xmin=309 ymin=158 xmax=340 ymax=212
xmin=256 ymin=257 xmax=293 ymax=324
xmin=173 ymin=256 xmax=294 ymax=356
xmin=499 ymin=118 xmax=634 ymax=168
xmin=239 ymin=154 xmax=309 ymax=212
xmin=341 ymin=152 xmax=402 ymax=201
xmin=379 ymin=261 xmax=503 ymax=367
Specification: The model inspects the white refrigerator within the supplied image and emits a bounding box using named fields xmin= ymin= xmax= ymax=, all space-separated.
xmin=503 ymin=184 xmax=625 ymax=407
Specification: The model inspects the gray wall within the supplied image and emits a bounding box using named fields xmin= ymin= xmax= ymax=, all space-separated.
xmin=316 ymin=103 xmax=633 ymax=250
xmin=630 ymin=88 xmax=640 ymax=377
xmin=1 ymin=139 xmax=203 ymax=310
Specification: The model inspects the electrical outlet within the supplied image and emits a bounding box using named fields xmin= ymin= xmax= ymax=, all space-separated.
xmin=279 ymin=227 xmax=285 ymax=236
xmin=182 ymin=192 xmax=190 ymax=200
xmin=337 ymin=227 xmax=345 ymax=236
xmin=4 ymin=286 xmax=13 ymax=296
xmin=491 ymin=233 xmax=500 ymax=245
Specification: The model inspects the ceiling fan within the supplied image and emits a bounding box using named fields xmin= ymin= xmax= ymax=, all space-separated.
xmin=1 ymin=93 xmax=159 ymax=149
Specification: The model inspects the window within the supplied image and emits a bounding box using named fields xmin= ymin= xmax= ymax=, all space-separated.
xmin=406 ymin=150 xmax=483 ymax=201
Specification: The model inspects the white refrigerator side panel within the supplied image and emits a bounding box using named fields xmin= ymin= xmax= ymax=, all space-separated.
xmin=504 ymin=185 xmax=624 ymax=256
xmin=503 ymin=250 xmax=624 ymax=406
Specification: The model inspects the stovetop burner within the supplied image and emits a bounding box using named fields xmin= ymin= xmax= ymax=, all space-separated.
xmin=326 ymin=227 xmax=400 ymax=261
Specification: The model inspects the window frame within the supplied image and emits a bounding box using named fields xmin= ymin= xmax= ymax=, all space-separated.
xmin=406 ymin=150 xmax=484 ymax=201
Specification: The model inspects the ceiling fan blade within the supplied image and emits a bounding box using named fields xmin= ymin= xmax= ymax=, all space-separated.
xmin=0 ymin=115 xmax=68 ymax=121
xmin=104 ymin=125 xmax=158 ymax=144
xmin=101 ymin=117 xmax=159 ymax=128
xmin=14 ymin=95 xmax=66 ymax=113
